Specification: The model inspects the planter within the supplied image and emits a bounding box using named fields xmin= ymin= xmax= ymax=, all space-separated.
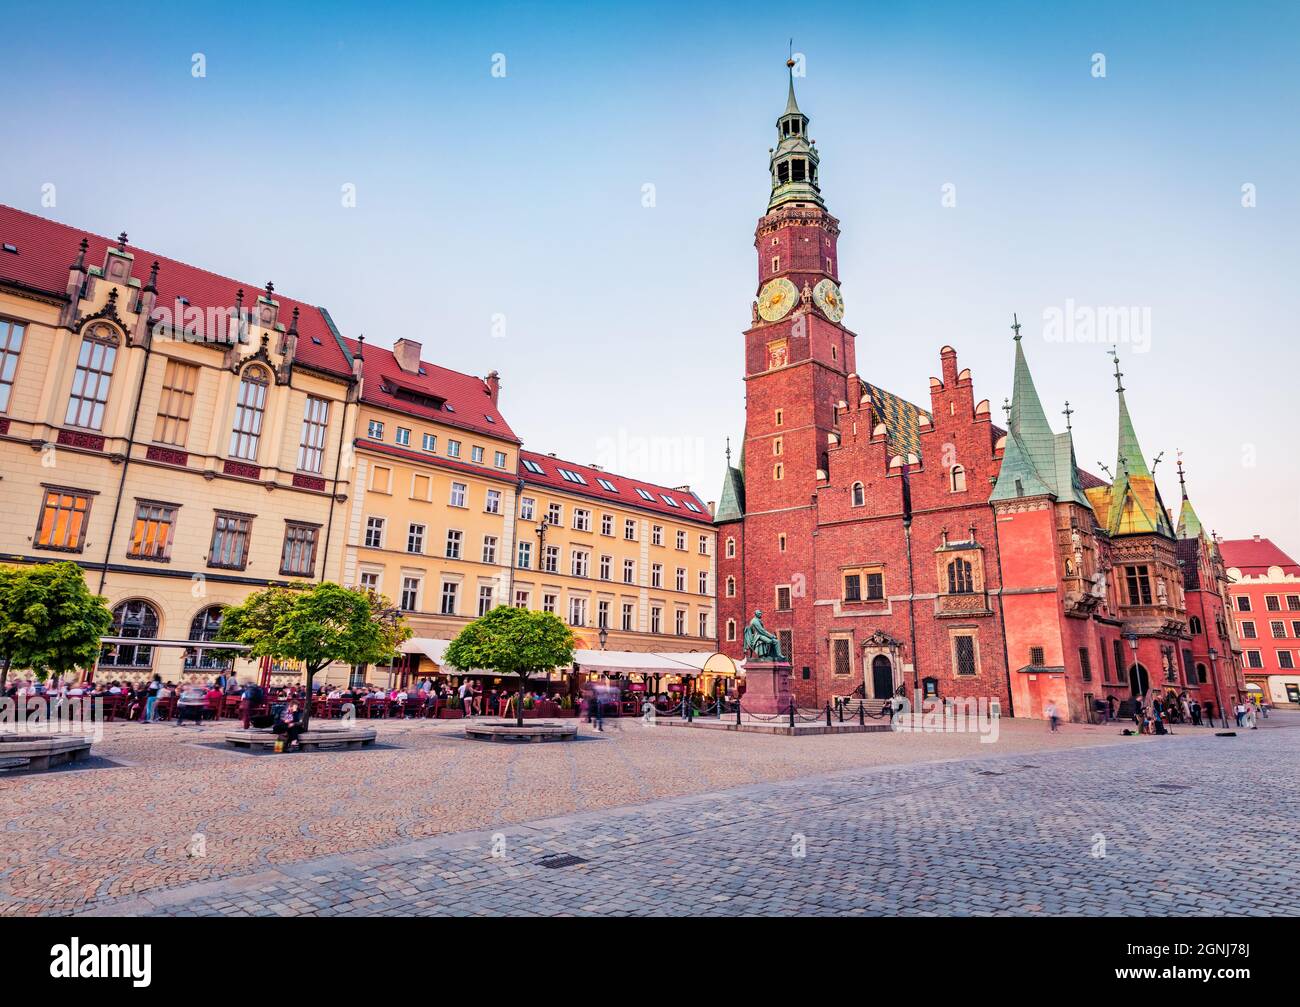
xmin=438 ymin=709 xmax=464 ymax=720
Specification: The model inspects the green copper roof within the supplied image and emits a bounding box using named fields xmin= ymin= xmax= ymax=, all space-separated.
xmin=715 ymin=465 xmax=746 ymax=524
xmin=991 ymin=334 xmax=1091 ymax=506
xmin=1177 ymin=495 xmax=1204 ymax=540
xmin=784 ymin=68 xmax=802 ymax=116
xmin=990 ymin=430 xmax=1053 ymax=500
xmin=1106 ymin=386 xmax=1175 ymax=538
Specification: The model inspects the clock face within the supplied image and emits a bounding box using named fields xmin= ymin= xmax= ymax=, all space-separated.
xmin=813 ymin=278 xmax=845 ymax=322
xmin=757 ymin=278 xmax=799 ymax=322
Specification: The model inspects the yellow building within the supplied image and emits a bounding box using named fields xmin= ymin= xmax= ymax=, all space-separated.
xmin=337 ymin=337 xmax=520 ymax=657
xmin=511 ymin=450 xmax=716 ymax=653
xmin=0 ymin=207 xmax=356 ymax=685
xmin=0 ymin=204 xmax=718 ymax=689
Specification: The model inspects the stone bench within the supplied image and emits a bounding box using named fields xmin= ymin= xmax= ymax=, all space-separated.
xmin=0 ymin=733 xmax=94 ymax=771
xmin=223 ymin=727 xmax=378 ymax=751
xmin=464 ymin=720 xmax=578 ymax=743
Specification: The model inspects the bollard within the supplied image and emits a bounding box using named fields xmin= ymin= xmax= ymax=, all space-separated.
xmin=858 ymin=701 xmax=865 ymax=727
xmin=837 ymin=699 xmax=844 ymax=724
xmin=736 ymin=700 xmax=742 ymax=727
xmin=788 ymin=698 xmax=795 ymax=730
xmin=687 ymin=696 xmax=693 ymax=722
xmin=825 ymin=701 xmax=832 ymax=728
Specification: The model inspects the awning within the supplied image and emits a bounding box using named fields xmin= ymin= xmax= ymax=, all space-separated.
xmin=401 ymin=638 xmax=739 ymax=679
xmin=574 ymin=650 xmax=738 ymax=678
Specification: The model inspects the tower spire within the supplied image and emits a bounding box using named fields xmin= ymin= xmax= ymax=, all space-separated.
xmin=767 ymin=52 xmax=823 ymax=212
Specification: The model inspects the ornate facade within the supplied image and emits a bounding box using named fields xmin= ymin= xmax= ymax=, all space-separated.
xmin=716 ymin=64 xmax=1244 ymax=721
xmin=0 ymin=206 xmax=715 ymax=686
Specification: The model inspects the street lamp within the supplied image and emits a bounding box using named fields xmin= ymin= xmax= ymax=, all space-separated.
xmin=1124 ymin=631 xmax=1140 ymax=699
xmin=1208 ymin=646 xmax=1229 ymax=729
xmin=598 ymin=626 xmax=608 ymax=651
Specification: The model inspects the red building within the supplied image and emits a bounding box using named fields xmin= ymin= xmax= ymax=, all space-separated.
xmin=716 ymin=64 xmax=1242 ymax=721
xmin=715 ymin=65 xmax=1011 ymax=710
xmin=1220 ymin=536 xmax=1300 ymax=707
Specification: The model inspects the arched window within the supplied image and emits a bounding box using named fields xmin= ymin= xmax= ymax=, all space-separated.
xmin=726 ymin=576 xmax=736 ymax=598
xmin=726 ymin=619 xmax=736 ymax=642
xmin=947 ymin=558 xmax=974 ymax=594
xmin=1189 ymin=615 xmax=1203 ymax=635
xmin=229 ymin=365 xmax=270 ymax=460
xmin=65 ymin=323 xmax=119 ymax=429
xmin=950 ymin=464 xmax=967 ymax=493
xmin=725 ymin=537 xmax=736 ymax=558
xmin=100 ymin=600 xmax=160 ymax=669
xmin=184 ymin=606 xmax=232 ymax=671
xmin=851 ymin=482 xmax=865 ymax=507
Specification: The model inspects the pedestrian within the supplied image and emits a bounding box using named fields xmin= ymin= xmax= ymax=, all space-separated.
xmin=1190 ymin=701 xmax=1202 ymax=727
xmin=1234 ymin=701 xmax=1245 ymax=727
xmin=144 ymin=673 xmax=162 ymax=723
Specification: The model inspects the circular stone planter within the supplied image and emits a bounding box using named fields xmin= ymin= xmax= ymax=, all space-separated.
xmin=224 ymin=727 xmax=378 ymax=751
xmin=464 ymin=720 xmax=578 ymax=743
xmin=0 ymin=732 xmax=93 ymax=772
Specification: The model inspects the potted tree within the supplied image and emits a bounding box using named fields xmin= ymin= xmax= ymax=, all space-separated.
xmin=445 ymin=607 xmax=574 ymax=728
xmin=217 ymin=583 xmax=409 ymax=731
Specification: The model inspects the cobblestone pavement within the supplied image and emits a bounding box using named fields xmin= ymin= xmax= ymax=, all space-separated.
xmin=2 ymin=714 xmax=1294 ymax=916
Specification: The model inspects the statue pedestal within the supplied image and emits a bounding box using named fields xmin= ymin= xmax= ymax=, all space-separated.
xmin=741 ymin=661 xmax=793 ymax=715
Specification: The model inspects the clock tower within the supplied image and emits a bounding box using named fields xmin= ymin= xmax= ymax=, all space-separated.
xmin=744 ymin=59 xmax=856 ymax=515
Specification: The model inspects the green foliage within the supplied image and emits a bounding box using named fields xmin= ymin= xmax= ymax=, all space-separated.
xmin=445 ymin=607 xmax=574 ymax=726
xmin=0 ymin=563 xmax=114 ymax=684
xmin=218 ymin=582 xmax=410 ymax=677
xmin=445 ymin=606 xmax=575 ymax=679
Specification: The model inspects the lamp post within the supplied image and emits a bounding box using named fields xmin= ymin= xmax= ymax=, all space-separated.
xmin=598 ymin=626 xmax=608 ymax=651
xmin=1124 ymin=631 xmax=1140 ymax=701
xmin=1208 ymin=646 xmax=1229 ymax=729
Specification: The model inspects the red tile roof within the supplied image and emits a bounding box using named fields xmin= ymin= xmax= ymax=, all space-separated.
xmin=1219 ymin=537 xmax=1300 ymax=576
xmin=518 ymin=450 xmax=712 ymax=524
xmin=0 ymin=204 xmax=352 ymax=378
xmin=341 ymin=337 xmax=518 ymax=443
xmin=357 ymin=438 xmax=520 ymax=484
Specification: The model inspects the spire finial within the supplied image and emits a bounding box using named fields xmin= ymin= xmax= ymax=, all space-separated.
xmin=1010 ymin=313 xmax=1022 ymax=341
xmin=1109 ymin=347 xmax=1124 ymax=392
xmin=1001 ymin=397 xmax=1011 ymax=421
xmin=1062 ymin=400 xmax=1074 ymax=431
xmin=264 ymin=280 xmax=275 ymax=301
xmin=725 ymin=436 xmax=732 ymax=467
xmin=1151 ymin=450 xmax=1164 ymax=474
xmin=116 ymin=232 xmax=128 ymax=252
xmin=288 ymin=305 xmax=300 ymax=335
xmin=1176 ymin=450 xmax=1187 ymax=497
xmin=145 ymin=260 xmax=159 ymax=293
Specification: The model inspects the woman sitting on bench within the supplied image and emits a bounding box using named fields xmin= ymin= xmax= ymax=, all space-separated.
xmin=273 ymin=701 xmax=306 ymax=750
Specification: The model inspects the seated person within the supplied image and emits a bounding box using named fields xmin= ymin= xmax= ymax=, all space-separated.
xmin=272 ymin=701 xmax=306 ymax=749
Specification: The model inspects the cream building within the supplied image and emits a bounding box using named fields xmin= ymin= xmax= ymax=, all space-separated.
xmin=0 ymin=208 xmax=356 ymax=684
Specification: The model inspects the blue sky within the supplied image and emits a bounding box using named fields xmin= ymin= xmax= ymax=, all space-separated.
xmin=2 ymin=0 xmax=1297 ymax=554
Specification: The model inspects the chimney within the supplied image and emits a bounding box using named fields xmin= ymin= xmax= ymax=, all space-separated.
xmin=352 ymin=334 xmax=366 ymax=395
xmin=485 ymin=369 xmax=501 ymax=403
xmin=393 ymin=337 xmax=421 ymax=374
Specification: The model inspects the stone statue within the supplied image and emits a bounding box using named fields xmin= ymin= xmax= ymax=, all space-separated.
xmin=743 ymin=609 xmax=786 ymax=662
xmin=751 ymin=300 xmax=760 ymax=325
xmin=1157 ymin=577 xmax=1168 ymax=606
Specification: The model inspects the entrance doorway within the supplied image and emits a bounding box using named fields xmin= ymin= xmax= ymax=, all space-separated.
xmin=1127 ymin=662 xmax=1149 ymax=698
xmin=871 ymin=655 xmax=894 ymax=699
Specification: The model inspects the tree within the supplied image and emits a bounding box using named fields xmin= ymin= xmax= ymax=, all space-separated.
xmin=217 ymin=582 xmax=409 ymax=730
xmin=445 ymin=606 xmax=575 ymax=727
xmin=0 ymin=562 xmax=114 ymax=689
